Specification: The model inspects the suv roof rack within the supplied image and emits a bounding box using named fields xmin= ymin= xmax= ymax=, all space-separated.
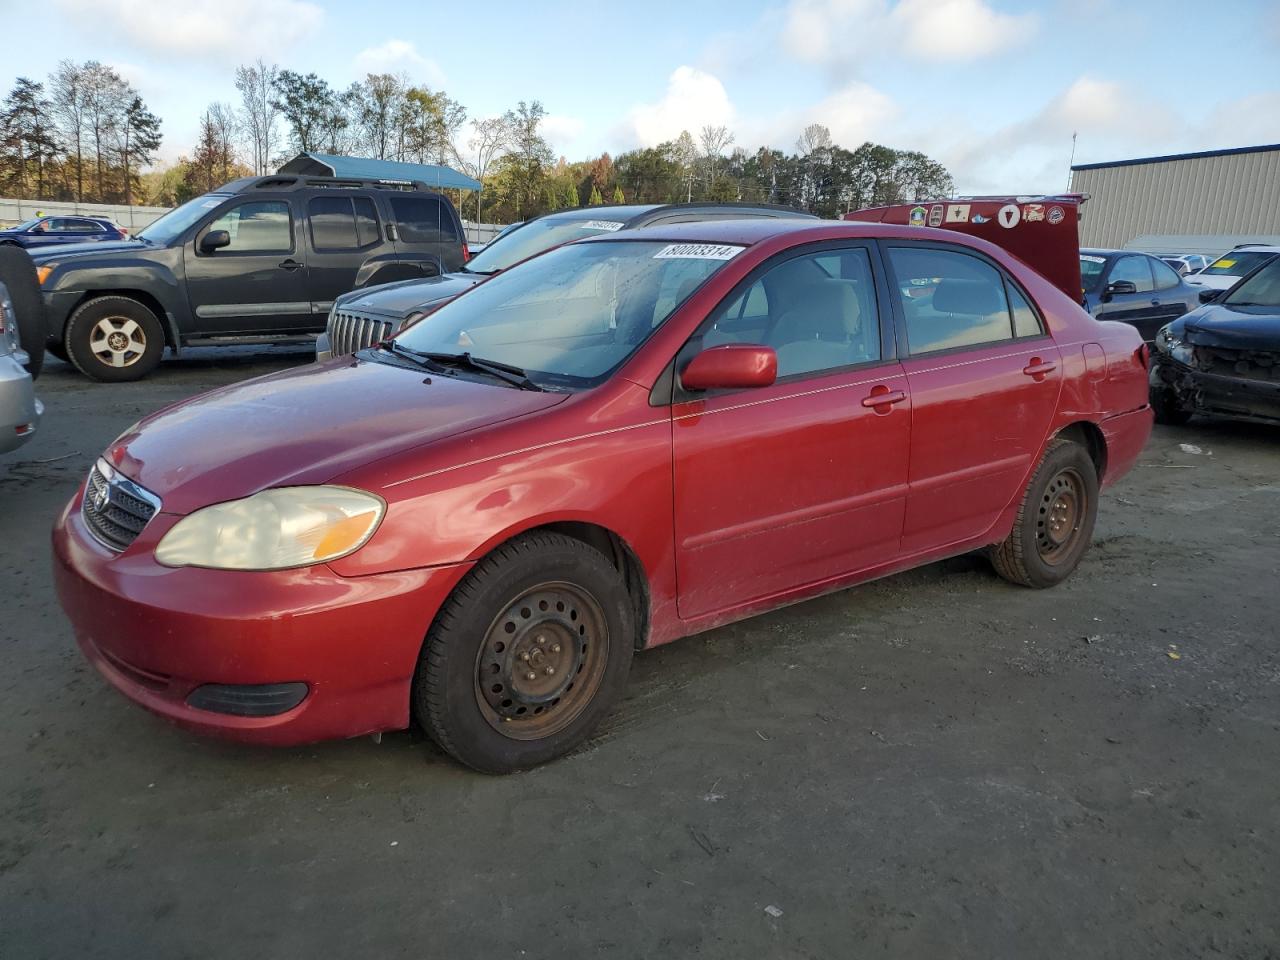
xmin=217 ymin=175 xmax=437 ymax=194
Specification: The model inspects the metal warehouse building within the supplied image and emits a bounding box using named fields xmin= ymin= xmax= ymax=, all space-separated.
xmin=1069 ymin=143 xmax=1280 ymax=256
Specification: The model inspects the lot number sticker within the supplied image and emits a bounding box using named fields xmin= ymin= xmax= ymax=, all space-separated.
xmin=653 ymin=243 xmax=743 ymax=260
xmin=579 ymin=220 xmax=625 ymax=231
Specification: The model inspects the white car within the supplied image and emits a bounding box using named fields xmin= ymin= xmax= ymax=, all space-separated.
xmin=1159 ymin=254 xmax=1211 ymax=277
xmin=1185 ymin=245 xmax=1280 ymax=291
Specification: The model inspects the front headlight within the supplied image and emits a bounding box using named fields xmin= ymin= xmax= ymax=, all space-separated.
xmin=155 ymin=486 xmax=385 ymax=570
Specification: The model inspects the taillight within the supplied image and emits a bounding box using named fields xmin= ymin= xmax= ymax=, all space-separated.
xmin=1137 ymin=343 xmax=1150 ymax=371
xmin=462 ymin=241 xmax=471 ymax=263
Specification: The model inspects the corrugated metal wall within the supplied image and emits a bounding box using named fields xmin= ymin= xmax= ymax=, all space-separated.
xmin=1070 ymin=148 xmax=1280 ymax=248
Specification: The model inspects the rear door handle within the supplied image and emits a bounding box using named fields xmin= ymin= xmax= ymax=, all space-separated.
xmin=279 ymin=258 xmax=302 ymax=272
xmin=1022 ymin=358 xmax=1057 ymax=381
xmin=861 ymin=386 xmax=907 ymax=412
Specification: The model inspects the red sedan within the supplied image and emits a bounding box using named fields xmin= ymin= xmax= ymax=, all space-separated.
xmin=53 ymin=219 xmax=1152 ymax=772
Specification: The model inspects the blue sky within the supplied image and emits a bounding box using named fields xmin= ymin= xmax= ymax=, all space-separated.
xmin=3 ymin=0 xmax=1279 ymax=193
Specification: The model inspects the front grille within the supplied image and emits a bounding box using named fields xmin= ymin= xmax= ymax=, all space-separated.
xmin=1198 ymin=346 xmax=1280 ymax=383
xmin=329 ymin=308 xmax=397 ymax=357
xmin=82 ymin=459 xmax=161 ymax=552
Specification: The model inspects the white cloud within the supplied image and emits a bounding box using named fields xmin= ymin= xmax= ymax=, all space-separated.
xmin=53 ymin=0 xmax=324 ymax=62
xmin=352 ymin=40 xmax=446 ymax=86
xmin=890 ymin=0 xmax=1037 ymax=60
xmin=541 ymin=114 xmax=586 ymax=155
xmin=740 ymin=80 xmax=898 ymax=152
xmin=625 ymin=66 xmax=736 ymax=147
xmin=782 ymin=0 xmax=1037 ymax=70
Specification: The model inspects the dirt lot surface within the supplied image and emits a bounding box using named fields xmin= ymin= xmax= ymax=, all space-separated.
xmin=2 ymin=351 xmax=1278 ymax=959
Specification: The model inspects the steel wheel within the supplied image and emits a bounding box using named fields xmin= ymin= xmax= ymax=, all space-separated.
xmin=474 ymin=581 xmax=610 ymax=740
xmin=1036 ymin=466 xmax=1087 ymax=566
xmin=89 ymin=316 xmax=146 ymax=369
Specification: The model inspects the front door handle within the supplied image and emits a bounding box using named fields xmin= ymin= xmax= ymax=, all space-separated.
xmin=279 ymin=258 xmax=302 ymax=272
xmin=861 ymin=385 xmax=907 ymax=413
xmin=1022 ymin=358 xmax=1057 ymax=381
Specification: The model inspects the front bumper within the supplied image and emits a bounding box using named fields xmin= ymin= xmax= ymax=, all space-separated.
xmin=0 ymin=353 xmax=41 ymax=453
xmin=1151 ymin=354 xmax=1280 ymax=425
xmin=52 ymin=485 xmax=473 ymax=745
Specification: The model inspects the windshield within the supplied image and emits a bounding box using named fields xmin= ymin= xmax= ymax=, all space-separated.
xmin=1080 ymin=254 xmax=1108 ymax=290
xmin=14 ymin=219 xmax=43 ymax=231
xmin=1223 ymin=258 xmax=1280 ymax=308
xmin=137 ymin=193 xmax=231 ymax=245
xmin=1200 ymin=251 xmax=1274 ymax=276
xmin=466 ymin=215 xmax=631 ymax=274
xmin=394 ymin=239 xmax=740 ymax=387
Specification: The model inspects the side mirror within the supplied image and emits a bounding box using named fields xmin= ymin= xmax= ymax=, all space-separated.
xmin=1105 ymin=280 xmax=1138 ymax=297
xmin=1198 ymin=288 xmax=1221 ymax=304
xmin=200 ymin=229 xmax=231 ymax=253
xmin=681 ymin=343 xmax=777 ymax=392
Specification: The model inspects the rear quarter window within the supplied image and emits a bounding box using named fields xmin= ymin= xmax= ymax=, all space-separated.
xmin=389 ymin=196 xmax=460 ymax=245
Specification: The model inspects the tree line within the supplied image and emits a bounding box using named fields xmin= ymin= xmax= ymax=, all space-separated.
xmin=1 ymin=61 xmax=161 ymax=206
xmin=2 ymin=59 xmax=955 ymax=224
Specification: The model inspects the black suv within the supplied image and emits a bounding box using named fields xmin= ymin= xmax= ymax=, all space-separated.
xmin=318 ymin=202 xmax=816 ymax=359
xmin=34 ymin=174 xmax=467 ymax=381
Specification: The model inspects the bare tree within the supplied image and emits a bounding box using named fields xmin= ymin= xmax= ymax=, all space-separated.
xmin=50 ymin=60 xmax=87 ymax=200
xmin=795 ymin=123 xmax=832 ymax=156
xmin=698 ymin=124 xmax=734 ymax=188
xmin=81 ymin=62 xmax=130 ymax=201
xmin=673 ymin=130 xmax=698 ymax=202
xmin=458 ymin=115 xmax=511 ymax=232
xmin=235 ymin=59 xmax=280 ymax=174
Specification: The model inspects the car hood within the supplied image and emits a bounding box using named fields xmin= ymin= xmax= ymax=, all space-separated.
xmin=104 ymin=357 xmax=567 ymax=515
xmin=1186 ymin=275 xmax=1237 ymax=291
xmin=1170 ymin=303 xmax=1280 ymax=351
xmin=338 ymin=272 xmax=485 ymax=317
xmin=27 ymin=239 xmax=150 ymax=263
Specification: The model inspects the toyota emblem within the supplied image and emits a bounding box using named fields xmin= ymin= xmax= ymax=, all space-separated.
xmin=94 ymin=487 xmax=110 ymax=512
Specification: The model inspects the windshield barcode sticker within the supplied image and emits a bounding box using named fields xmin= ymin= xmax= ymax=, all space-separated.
xmin=653 ymin=243 xmax=743 ymax=260
xmin=579 ymin=220 xmax=625 ymax=231
xmin=1081 ymin=255 xmax=1107 ymax=264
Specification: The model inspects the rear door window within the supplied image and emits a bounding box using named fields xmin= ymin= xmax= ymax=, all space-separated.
xmin=308 ymin=195 xmax=380 ymax=251
xmin=389 ymin=196 xmax=460 ymax=244
xmin=1151 ymin=257 xmax=1182 ymax=291
xmin=887 ymin=246 xmax=1017 ymax=355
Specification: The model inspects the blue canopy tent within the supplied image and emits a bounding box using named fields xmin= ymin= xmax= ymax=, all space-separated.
xmin=279 ymin=153 xmax=481 ymax=192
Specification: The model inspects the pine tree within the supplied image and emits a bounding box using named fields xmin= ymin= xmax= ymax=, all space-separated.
xmin=563 ymin=182 xmax=578 ymax=208
xmin=589 ymin=184 xmax=603 ymax=205
xmin=612 ymin=184 xmax=625 ymax=204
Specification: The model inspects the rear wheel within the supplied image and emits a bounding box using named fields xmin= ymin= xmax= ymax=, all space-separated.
xmin=64 ymin=296 xmax=164 ymax=382
xmin=414 ymin=532 xmax=635 ymax=773
xmin=0 ymin=244 xmax=45 ymax=378
xmin=990 ymin=438 xmax=1099 ymax=588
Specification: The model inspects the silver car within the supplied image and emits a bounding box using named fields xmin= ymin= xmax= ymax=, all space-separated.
xmin=0 ymin=280 xmax=42 ymax=454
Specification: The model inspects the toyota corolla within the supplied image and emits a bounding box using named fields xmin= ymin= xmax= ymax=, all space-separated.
xmin=53 ymin=219 xmax=1152 ymax=773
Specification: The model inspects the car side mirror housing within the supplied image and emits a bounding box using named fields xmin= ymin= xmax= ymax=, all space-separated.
xmin=200 ymin=230 xmax=231 ymax=253
xmin=1105 ymin=280 xmax=1138 ymax=297
xmin=681 ymin=344 xmax=777 ymax=391
xmin=1198 ymin=288 xmax=1221 ymax=304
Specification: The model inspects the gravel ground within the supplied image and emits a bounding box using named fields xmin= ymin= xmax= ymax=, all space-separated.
xmin=2 ymin=350 xmax=1278 ymax=959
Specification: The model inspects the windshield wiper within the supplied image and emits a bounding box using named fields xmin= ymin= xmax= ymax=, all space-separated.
xmin=374 ymin=340 xmax=448 ymax=373
xmin=417 ymin=351 xmax=543 ymax=391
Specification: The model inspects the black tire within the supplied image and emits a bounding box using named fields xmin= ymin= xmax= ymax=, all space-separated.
xmin=1150 ymin=385 xmax=1192 ymax=426
xmin=64 ymin=295 xmax=164 ymax=382
xmin=0 ymin=244 xmax=45 ymax=379
xmin=414 ymin=531 xmax=635 ymax=773
xmin=990 ymin=438 xmax=1100 ymax=589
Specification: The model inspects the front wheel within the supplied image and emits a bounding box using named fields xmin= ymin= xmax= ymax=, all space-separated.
xmin=414 ymin=532 xmax=635 ymax=773
xmin=64 ymin=296 xmax=164 ymax=382
xmin=990 ymin=438 xmax=1099 ymax=588
xmin=1150 ymin=385 xmax=1193 ymax=425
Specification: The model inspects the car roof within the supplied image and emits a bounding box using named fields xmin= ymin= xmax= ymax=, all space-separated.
xmin=1228 ymin=244 xmax=1280 ymax=253
xmin=1080 ymin=248 xmax=1134 ymax=257
xmin=532 ymin=205 xmax=661 ymax=224
xmin=577 ymin=217 xmax=1000 ymax=248
xmin=528 ymin=202 xmax=814 ymax=228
